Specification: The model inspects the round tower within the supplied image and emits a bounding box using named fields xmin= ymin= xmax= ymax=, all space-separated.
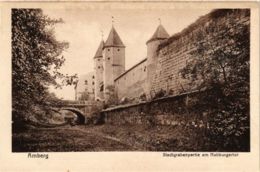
xmin=94 ymin=40 xmax=104 ymax=101
xmin=146 ymin=24 xmax=169 ymax=97
xmin=103 ymin=26 xmax=125 ymax=101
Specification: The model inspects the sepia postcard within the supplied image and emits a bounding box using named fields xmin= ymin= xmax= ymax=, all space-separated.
xmin=0 ymin=1 xmax=259 ymax=172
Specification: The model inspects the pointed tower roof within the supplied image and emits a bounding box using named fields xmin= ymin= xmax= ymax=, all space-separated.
xmin=147 ymin=24 xmax=170 ymax=44
xmin=104 ymin=26 xmax=125 ymax=48
xmin=94 ymin=40 xmax=104 ymax=58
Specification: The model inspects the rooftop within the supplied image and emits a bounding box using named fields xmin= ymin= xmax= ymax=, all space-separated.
xmin=104 ymin=26 xmax=125 ymax=48
xmin=146 ymin=24 xmax=169 ymax=44
xmin=94 ymin=40 xmax=104 ymax=58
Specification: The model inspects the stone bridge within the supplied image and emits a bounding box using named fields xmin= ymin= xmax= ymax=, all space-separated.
xmin=52 ymin=101 xmax=96 ymax=124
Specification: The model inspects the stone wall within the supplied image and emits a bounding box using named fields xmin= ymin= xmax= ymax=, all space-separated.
xmin=102 ymin=92 xmax=207 ymax=128
xmin=114 ymin=58 xmax=147 ymax=100
xmin=151 ymin=9 xmax=250 ymax=95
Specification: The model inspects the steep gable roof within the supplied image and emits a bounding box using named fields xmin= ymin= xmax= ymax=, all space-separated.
xmin=94 ymin=40 xmax=104 ymax=58
xmin=147 ymin=24 xmax=170 ymax=44
xmin=104 ymin=26 xmax=125 ymax=48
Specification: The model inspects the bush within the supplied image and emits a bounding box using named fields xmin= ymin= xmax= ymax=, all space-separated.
xmin=153 ymin=89 xmax=167 ymax=100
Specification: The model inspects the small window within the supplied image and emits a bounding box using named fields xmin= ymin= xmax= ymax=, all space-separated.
xmin=92 ymin=75 xmax=95 ymax=79
xmin=108 ymin=57 xmax=110 ymax=60
xmin=108 ymin=49 xmax=110 ymax=51
xmin=98 ymin=66 xmax=100 ymax=69
xmin=92 ymin=82 xmax=95 ymax=85
xmin=144 ymin=66 xmax=146 ymax=72
xmin=85 ymin=80 xmax=88 ymax=85
xmin=117 ymin=49 xmax=120 ymax=51
xmin=98 ymin=59 xmax=100 ymax=61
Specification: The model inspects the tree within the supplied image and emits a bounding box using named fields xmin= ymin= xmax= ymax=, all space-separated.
xmin=180 ymin=9 xmax=250 ymax=151
xmin=12 ymin=9 xmax=77 ymax=125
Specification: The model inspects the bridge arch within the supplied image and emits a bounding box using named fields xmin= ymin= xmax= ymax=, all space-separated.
xmin=60 ymin=108 xmax=86 ymax=124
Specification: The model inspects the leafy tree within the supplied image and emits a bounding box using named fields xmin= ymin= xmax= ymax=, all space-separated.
xmin=180 ymin=9 xmax=250 ymax=151
xmin=12 ymin=9 xmax=77 ymax=126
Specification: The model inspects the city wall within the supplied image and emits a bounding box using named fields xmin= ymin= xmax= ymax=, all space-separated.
xmin=102 ymin=92 xmax=206 ymax=127
xmin=102 ymin=9 xmax=250 ymax=125
xmin=115 ymin=58 xmax=147 ymax=100
xmin=151 ymin=9 xmax=250 ymax=95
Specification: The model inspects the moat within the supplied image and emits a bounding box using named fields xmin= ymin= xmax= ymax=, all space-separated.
xmin=12 ymin=122 xmax=209 ymax=152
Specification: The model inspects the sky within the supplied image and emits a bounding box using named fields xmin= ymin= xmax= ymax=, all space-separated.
xmin=44 ymin=7 xmax=213 ymax=100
